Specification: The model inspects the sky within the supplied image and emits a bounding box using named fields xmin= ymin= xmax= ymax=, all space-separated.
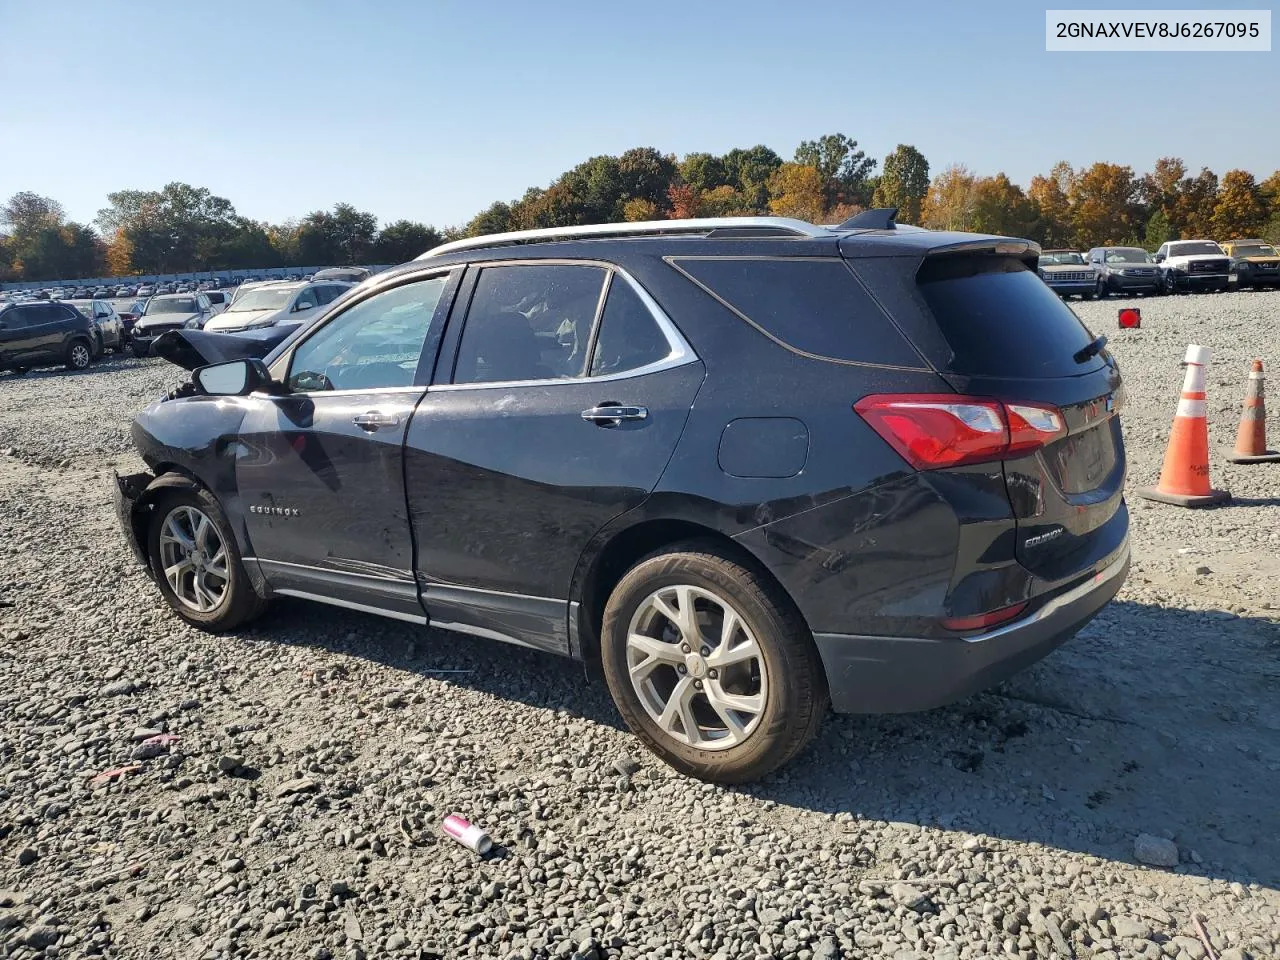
xmin=0 ymin=0 xmax=1275 ymax=232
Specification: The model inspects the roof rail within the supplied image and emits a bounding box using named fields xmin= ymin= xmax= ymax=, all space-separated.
xmin=417 ymin=217 xmax=833 ymax=259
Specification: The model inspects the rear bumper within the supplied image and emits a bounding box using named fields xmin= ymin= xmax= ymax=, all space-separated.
xmin=814 ymin=539 xmax=1129 ymax=714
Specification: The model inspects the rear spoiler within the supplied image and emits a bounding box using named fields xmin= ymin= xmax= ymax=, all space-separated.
xmin=921 ymin=238 xmax=1041 ymax=269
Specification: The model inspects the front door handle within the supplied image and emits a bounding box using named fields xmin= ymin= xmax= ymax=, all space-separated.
xmin=352 ymin=411 xmax=401 ymax=431
xmin=581 ymin=404 xmax=648 ymax=427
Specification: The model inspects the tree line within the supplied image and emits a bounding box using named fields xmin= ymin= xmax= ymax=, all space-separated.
xmin=3 ymin=134 xmax=1279 ymax=283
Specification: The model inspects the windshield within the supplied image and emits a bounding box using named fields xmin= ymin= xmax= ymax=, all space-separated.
xmin=1234 ymin=243 xmax=1278 ymax=257
xmin=1168 ymin=241 xmax=1224 ymax=257
xmin=1039 ymin=252 xmax=1085 ymax=265
xmin=1105 ymin=248 xmax=1154 ymax=264
xmin=146 ymin=297 xmax=199 ymax=315
xmin=228 ymin=287 xmax=296 ymax=312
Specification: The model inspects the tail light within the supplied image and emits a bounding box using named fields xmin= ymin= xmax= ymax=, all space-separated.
xmin=941 ymin=600 xmax=1028 ymax=633
xmin=854 ymin=394 xmax=1066 ymax=470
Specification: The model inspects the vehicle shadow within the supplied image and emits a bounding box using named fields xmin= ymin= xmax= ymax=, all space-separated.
xmin=249 ymin=595 xmax=1279 ymax=888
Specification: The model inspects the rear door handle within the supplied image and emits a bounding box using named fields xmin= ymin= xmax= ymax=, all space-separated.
xmin=352 ymin=411 xmax=401 ymax=431
xmin=581 ymin=404 xmax=648 ymax=427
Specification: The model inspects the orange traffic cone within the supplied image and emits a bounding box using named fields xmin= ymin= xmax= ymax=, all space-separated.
xmin=1226 ymin=360 xmax=1280 ymax=463
xmin=1137 ymin=344 xmax=1231 ymax=507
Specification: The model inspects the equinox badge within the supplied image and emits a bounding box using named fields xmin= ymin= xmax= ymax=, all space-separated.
xmin=1024 ymin=527 xmax=1063 ymax=548
xmin=251 ymin=505 xmax=300 ymax=517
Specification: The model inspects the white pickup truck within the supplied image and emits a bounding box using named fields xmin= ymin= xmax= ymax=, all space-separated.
xmin=1154 ymin=240 xmax=1231 ymax=294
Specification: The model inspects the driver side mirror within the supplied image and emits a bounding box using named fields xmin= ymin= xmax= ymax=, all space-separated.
xmin=192 ymin=358 xmax=276 ymax=397
xmin=294 ymin=301 xmax=314 ymax=312
xmin=1154 ymin=254 xmax=1165 ymax=263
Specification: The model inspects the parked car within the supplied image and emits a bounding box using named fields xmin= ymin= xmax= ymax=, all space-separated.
xmin=136 ymin=285 xmax=155 ymax=298
xmin=1155 ymin=240 xmax=1230 ymax=293
xmin=114 ymin=213 xmax=1130 ymax=782
xmin=1036 ymin=250 xmax=1095 ymax=299
xmin=1086 ymin=246 xmax=1161 ymax=297
xmin=129 ymin=293 xmax=213 ymax=357
xmin=0 ymin=300 xmax=99 ymax=372
xmin=118 ymin=298 xmax=149 ymax=339
xmin=312 ymin=266 xmax=372 ymax=284
xmin=202 ymin=280 xmax=350 ymax=333
xmin=116 ymin=285 xmax=137 ymax=298
xmin=66 ymin=299 xmax=126 ymax=354
xmin=1220 ymin=239 xmax=1280 ymax=290
xmin=202 ymin=289 xmax=232 ymax=314
xmin=73 ymin=286 xmax=92 ymax=298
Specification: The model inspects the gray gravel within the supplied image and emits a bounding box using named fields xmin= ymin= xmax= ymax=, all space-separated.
xmin=1 ymin=290 xmax=1278 ymax=959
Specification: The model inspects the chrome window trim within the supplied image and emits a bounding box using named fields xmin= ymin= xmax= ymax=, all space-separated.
xmin=436 ymin=261 xmax=697 ymax=391
xmin=249 ymin=384 xmax=426 ymax=400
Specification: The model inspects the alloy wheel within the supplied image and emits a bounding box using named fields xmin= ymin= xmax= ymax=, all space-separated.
xmin=70 ymin=344 xmax=90 ymax=369
xmin=625 ymin=584 xmax=768 ymax=751
xmin=158 ymin=505 xmax=229 ymax=613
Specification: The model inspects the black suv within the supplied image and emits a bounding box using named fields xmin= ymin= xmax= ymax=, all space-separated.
xmin=1086 ymin=246 xmax=1161 ymax=297
xmin=114 ymin=212 xmax=1130 ymax=782
xmin=0 ymin=300 xmax=99 ymax=373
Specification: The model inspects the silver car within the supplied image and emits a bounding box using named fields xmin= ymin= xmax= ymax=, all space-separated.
xmin=203 ymin=280 xmax=351 ymax=333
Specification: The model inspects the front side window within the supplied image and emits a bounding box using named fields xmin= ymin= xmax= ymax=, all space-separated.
xmin=453 ymin=264 xmax=607 ymax=384
xmin=588 ymin=277 xmax=672 ymax=376
xmin=287 ymin=275 xmax=448 ymax=392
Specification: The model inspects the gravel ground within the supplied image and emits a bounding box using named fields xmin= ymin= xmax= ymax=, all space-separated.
xmin=1 ymin=292 xmax=1278 ymax=960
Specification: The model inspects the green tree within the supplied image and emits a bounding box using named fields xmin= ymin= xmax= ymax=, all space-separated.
xmin=95 ymin=182 xmax=240 ymax=273
xmin=616 ymin=147 xmax=677 ymax=215
xmin=375 ymin=220 xmax=443 ymax=262
xmin=872 ymin=145 xmax=930 ymax=224
xmin=1174 ymin=168 xmax=1218 ymax=238
xmin=296 ymin=203 xmax=378 ymax=265
xmin=678 ymin=153 xmax=728 ymax=194
xmin=794 ymin=133 xmax=876 ymax=205
xmin=1140 ymin=157 xmax=1187 ymax=235
xmin=722 ymin=145 xmax=784 ymax=210
xmin=2 ymin=191 xmax=64 ymax=234
xmin=1144 ymin=209 xmax=1175 ymax=249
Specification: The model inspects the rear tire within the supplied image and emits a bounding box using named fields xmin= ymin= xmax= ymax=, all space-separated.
xmin=65 ymin=339 xmax=92 ymax=371
xmin=146 ymin=486 xmax=266 ymax=631
xmin=600 ymin=544 xmax=828 ymax=783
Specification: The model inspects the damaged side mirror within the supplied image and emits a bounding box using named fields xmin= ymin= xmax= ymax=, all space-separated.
xmin=193 ymin=357 xmax=276 ymax=397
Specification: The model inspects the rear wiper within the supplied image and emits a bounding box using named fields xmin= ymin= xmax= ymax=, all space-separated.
xmin=1074 ymin=334 xmax=1107 ymax=364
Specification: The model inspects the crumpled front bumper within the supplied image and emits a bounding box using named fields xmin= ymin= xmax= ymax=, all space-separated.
xmin=113 ymin=470 xmax=156 ymax=571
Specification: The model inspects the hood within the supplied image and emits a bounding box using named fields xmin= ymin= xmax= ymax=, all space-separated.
xmin=204 ymin=308 xmax=281 ymax=331
xmin=152 ymin=328 xmax=282 ymax=371
xmin=1239 ymin=255 xmax=1280 ymax=264
xmin=1165 ymin=252 xmax=1228 ymax=265
xmin=135 ymin=312 xmax=200 ymax=330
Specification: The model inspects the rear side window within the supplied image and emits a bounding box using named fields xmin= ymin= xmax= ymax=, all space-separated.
xmin=672 ymin=257 xmax=923 ymax=367
xmin=917 ymin=256 xmax=1101 ymax=377
xmin=588 ymin=278 xmax=671 ymax=376
xmin=453 ymin=264 xmax=607 ymax=384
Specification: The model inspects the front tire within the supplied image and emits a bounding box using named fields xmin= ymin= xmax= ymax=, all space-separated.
xmin=600 ymin=545 xmax=828 ymax=783
xmin=65 ymin=339 xmax=92 ymax=370
xmin=146 ymin=487 xmax=266 ymax=631
xmin=1095 ymin=276 xmax=1109 ymax=299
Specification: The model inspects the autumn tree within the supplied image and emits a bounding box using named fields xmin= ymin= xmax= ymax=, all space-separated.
xmin=1068 ymin=163 xmax=1142 ymax=248
xmin=1027 ymin=162 xmax=1074 ymax=248
xmin=767 ymin=163 xmax=826 ymax=222
xmin=698 ymin=185 xmax=753 ymax=217
xmin=921 ymin=165 xmax=977 ymax=232
xmin=1212 ymin=170 xmax=1267 ymax=239
xmin=622 ymin=198 xmax=659 ymax=222
xmin=970 ymin=174 xmax=1038 ymax=238
xmin=667 ymin=184 xmax=701 ymax=220
xmin=105 ymin=228 xmax=134 ymax=275
xmin=721 ymin=145 xmax=784 ymax=210
xmin=1174 ymin=168 xmax=1219 ymax=238
xmin=872 ymin=145 xmax=929 ymax=224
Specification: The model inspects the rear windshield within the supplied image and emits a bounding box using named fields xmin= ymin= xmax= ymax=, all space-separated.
xmin=917 ymin=256 xmax=1102 ymax=377
xmin=671 ymin=257 xmax=923 ymax=367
